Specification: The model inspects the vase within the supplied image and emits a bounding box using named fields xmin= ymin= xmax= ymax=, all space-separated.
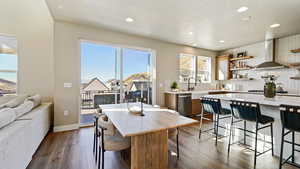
xmin=264 ymin=82 xmax=276 ymax=98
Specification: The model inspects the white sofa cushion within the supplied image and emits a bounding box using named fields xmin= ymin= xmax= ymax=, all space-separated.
xmin=0 ymin=95 xmax=16 ymax=109
xmin=0 ymin=108 xmax=16 ymax=129
xmin=26 ymin=94 xmax=41 ymax=109
xmin=3 ymin=95 xmax=29 ymax=108
xmin=14 ymin=101 xmax=34 ymax=118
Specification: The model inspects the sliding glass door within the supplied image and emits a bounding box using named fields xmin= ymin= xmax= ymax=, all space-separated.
xmin=122 ymin=48 xmax=152 ymax=104
xmin=80 ymin=41 xmax=153 ymax=125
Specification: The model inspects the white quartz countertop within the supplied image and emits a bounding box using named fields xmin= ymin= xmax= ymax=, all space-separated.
xmin=204 ymin=93 xmax=300 ymax=107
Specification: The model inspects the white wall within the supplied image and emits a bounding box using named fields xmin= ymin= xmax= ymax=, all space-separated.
xmin=0 ymin=0 xmax=54 ymax=101
xmin=53 ymin=21 xmax=217 ymax=126
xmin=221 ymin=34 xmax=300 ymax=93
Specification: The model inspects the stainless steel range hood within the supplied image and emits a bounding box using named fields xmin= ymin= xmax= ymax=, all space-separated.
xmin=255 ymin=39 xmax=287 ymax=70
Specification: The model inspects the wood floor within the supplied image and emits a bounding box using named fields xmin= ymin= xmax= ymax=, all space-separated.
xmin=27 ymin=125 xmax=297 ymax=169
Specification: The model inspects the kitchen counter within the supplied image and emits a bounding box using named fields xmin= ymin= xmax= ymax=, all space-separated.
xmin=205 ymin=93 xmax=300 ymax=107
xmin=165 ymin=90 xmax=300 ymax=99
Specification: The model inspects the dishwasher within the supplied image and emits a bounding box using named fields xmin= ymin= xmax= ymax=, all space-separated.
xmin=177 ymin=93 xmax=192 ymax=117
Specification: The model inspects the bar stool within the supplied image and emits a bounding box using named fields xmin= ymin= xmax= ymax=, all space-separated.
xmin=279 ymin=105 xmax=300 ymax=169
xmin=198 ymin=97 xmax=232 ymax=145
xmin=228 ymin=100 xmax=274 ymax=168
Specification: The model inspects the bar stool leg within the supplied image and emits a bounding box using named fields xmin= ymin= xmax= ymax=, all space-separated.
xmin=292 ymin=131 xmax=295 ymax=163
xmin=279 ymin=127 xmax=285 ymax=169
xmin=270 ymin=123 xmax=274 ymax=156
xmin=244 ymin=121 xmax=247 ymax=145
xmin=215 ymin=114 xmax=220 ymax=146
xmin=213 ymin=114 xmax=216 ymax=134
xmin=254 ymin=122 xmax=258 ymax=169
xmin=177 ymin=130 xmax=179 ymax=159
xmin=227 ymin=116 xmax=234 ymax=154
xmin=198 ymin=106 xmax=204 ymax=139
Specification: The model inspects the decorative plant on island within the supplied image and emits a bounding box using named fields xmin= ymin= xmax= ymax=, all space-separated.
xmin=170 ymin=81 xmax=179 ymax=91
xmin=261 ymin=74 xmax=278 ymax=98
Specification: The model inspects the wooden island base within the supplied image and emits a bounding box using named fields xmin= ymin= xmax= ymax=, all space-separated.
xmin=131 ymin=130 xmax=168 ymax=169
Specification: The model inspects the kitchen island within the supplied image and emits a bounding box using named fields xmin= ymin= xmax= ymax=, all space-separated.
xmin=204 ymin=93 xmax=300 ymax=160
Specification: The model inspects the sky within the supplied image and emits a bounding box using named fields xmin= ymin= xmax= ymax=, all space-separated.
xmin=81 ymin=42 xmax=151 ymax=83
xmin=0 ymin=54 xmax=17 ymax=82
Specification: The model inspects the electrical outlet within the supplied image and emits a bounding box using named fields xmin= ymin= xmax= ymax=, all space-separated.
xmin=64 ymin=110 xmax=69 ymax=116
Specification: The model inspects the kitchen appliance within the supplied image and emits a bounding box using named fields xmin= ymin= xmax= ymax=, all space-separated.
xmin=177 ymin=93 xmax=192 ymax=117
xmin=255 ymin=39 xmax=287 ymax=70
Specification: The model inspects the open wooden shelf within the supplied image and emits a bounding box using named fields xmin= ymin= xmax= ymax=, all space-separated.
xmin=291 ymin=76 xmax=300 ymax=80
xmin=230 ymin=67 xmax=252 ymax=71
xmin=230 ymin=78 xmax=255 ymax=81
xmin=230 ymin=56 xmax=254 ymax=61
xmin=291 ymin=48 xmax=300 ymax=53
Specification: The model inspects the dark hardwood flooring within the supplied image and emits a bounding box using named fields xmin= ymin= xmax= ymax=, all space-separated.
xmin=27 ymin=124 xmax=297 ymax=169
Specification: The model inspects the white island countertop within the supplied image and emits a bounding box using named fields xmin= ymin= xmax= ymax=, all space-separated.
xmin=205 ymin=93 xmax=300 ymax=107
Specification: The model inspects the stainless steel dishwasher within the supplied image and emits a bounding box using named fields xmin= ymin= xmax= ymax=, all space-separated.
xmin=177 ymin=93 xmax=192 ymax=117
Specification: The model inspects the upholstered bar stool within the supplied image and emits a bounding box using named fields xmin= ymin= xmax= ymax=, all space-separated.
xmin=199 ymin=97 xmax=232 ymax=145
xmin=279 ymin=105 xmax=300 ymax=169
xmin=97 ymin=114 xmax=131 ymax=169
xmin=228 ymin=100 xmax=274 ymax=168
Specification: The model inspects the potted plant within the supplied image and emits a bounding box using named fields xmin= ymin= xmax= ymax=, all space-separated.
xmin=262 ymin=75 xmax=278 ymax=98
xmin=170 ymin=81 xmax=178 ymax=91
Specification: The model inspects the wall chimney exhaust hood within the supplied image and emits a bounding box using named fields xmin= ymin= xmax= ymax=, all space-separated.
xmin=255 ymin=39 xmax=287 ymax=70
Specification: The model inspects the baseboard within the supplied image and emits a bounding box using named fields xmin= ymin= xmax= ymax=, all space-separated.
xmin=53 ymin=123 xmax=79 ymax=132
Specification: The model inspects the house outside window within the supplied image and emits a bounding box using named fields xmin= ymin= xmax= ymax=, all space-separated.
xmin=0 ymin=35 xmax=17 ymax=95
xmin=179 ymin=53 xmax=211 ymax=83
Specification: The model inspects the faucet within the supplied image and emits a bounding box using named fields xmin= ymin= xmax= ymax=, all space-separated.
xmin=187 ymin=78 xmax=194 ymax=91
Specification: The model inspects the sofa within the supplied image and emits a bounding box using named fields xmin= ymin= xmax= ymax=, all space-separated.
xmin=0 ymin=95 xmax=53 ymax=169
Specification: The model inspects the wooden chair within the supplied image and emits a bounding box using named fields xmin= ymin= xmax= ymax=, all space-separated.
xmin=97 ymin=115 xmax=131 ymax=169
xmin=167 ymin=110 xmax=180 ymax=159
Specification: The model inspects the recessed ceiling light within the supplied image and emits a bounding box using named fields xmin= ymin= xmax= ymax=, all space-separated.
xmin=189 ymin=32 xmax=193 ymax=35
xmin=125 ymin=17 xmax=134 ymax=23
xmin=192 ymin=43 xmax=197 ymax=46
xmin=219 ymin=40 xmax=225 ymax=43
xmin=270 ymin=23 xmax=280 ymax=28
xmin=237 ymin=6 xmax=248 ymax=13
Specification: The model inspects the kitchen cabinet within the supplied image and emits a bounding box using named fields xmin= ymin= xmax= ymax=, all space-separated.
xmin=216 ymin=54 xmax=232 ymax=80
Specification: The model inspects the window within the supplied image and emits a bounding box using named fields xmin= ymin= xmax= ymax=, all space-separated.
xmin=0 ymin=35 xmax=17 ymax=95
xmin=179 ymin=54 xmax=211 ymax=83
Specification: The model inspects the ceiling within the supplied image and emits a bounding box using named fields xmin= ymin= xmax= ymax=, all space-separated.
xmin=46 ymin=0 xmax=300 ymax=51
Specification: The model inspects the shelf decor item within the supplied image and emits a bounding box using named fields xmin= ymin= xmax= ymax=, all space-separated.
xmin=237 ymin=51 xmax=247 ymax=58
xmin=261 ymin=75 xmax=278 ymax=98
xmin=170 ymin=81 xmax=179 ymax=91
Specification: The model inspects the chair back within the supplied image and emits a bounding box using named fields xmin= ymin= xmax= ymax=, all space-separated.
xmin=230 ymin=100 xmax=261 ymax=122
xmin=98 ymin=115 xmax=116 ymax=136
xmin=280 ymin=105 xmax=300 ymax=132
xmin=201 ymin=97 xmax=222 ymax=114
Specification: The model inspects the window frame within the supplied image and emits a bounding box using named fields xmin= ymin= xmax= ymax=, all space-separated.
xmin=179 ymin=53 xmax=212 ymax=83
